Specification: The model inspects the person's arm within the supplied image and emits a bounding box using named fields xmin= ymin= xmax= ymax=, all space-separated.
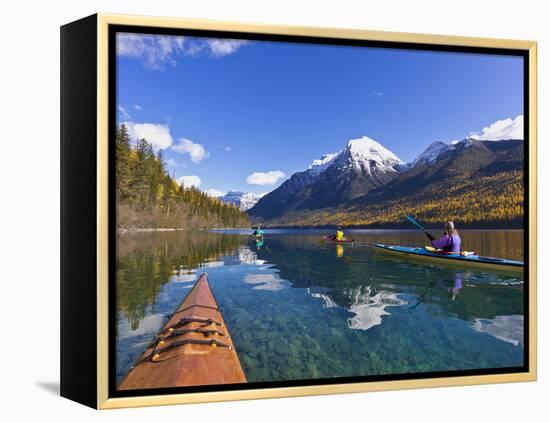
xmin=431 ymin=235 xmax=450 ymax=249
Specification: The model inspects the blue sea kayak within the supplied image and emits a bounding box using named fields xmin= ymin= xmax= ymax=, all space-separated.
xmin=371 ymin=243 xmax=524 ymax=274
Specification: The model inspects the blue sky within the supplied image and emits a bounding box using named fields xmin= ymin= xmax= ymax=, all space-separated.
xmin=116 ymin=33 xmax=524 ymax=196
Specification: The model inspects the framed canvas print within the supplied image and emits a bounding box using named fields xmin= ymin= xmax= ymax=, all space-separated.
xmin=60 ymin=14 xmax=537 ymax=409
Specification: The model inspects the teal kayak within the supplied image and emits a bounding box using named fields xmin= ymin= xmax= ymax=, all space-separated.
xmin=371 ymin=243 xmax=524 ymax=274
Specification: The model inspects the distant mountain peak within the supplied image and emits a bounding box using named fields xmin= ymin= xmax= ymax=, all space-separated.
xmin=455 ymin=137 xmax=479 ymax=145
xmin=333 ymin=136 xmax=404 ymax=176
xmin=248 ymin=135 xmax=406 ymax=218
xmin=345 ymin=136 xmax=404 ymax=165
xmin=218 ymin=191 xmax=266 ymax=211
xmin=411 ymin=138 xmax=486 ymax=166
xmin=412 ymin=141 xmax=451 ymax=165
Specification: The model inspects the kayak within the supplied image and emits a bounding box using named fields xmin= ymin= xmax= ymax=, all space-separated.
xmin=323 ymin=235 xmax=354 ymax=243
xmin=370 ymin=243 xmax=524 ymax=274
xmin=118 ymin=273 xmax=247 ymax=390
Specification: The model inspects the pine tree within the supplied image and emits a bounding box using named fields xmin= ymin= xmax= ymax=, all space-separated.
xmin=115 ymin=124 xmax=132 ymax=201
xmin=114 ymin=123 xmax=250 ymax=229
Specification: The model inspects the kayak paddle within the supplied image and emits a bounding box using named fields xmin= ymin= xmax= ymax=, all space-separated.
xmin=407 ymin=215 xmax=435 ymax=240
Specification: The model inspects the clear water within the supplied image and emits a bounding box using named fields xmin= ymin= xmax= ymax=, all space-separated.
xmin=115 ymin=229 xmax=524 ymax=385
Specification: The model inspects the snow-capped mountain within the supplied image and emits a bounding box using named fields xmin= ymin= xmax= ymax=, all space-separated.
xmin=248 ymin=133 xmax=523 ymax=225
xmin=409 ymin=137 xmax=500 ymax=167
xmin=306 ymin=152 xmax=340 ymax=176
xmin=358 ymin=137 xmax=523 ymax=210
xmin=218 ymin=191 xmax=265 ymax=211
xmin=411 ymin=141 xmax=451 ymax=166
xmin=331 ymin=136 xmax=404 ymax=173
xmin=249 ymin=136 xmax=404 ymax=219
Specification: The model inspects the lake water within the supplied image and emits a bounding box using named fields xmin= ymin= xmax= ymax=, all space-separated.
xmin=115 ymin=229 xmax=525 ymax=385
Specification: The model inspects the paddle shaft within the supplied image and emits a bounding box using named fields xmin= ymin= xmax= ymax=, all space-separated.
xmin=407 ymin=216 xmax=434 ymax=239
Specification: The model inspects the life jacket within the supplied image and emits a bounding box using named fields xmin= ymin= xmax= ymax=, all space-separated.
xmin=336 ymin=230 xmax=344 ymax=241
xmin=442 ymin=234 xmax=461 ymax=252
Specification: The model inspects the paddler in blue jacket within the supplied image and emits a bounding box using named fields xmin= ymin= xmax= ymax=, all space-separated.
xmin=253 ymin=225 xmax=264 ymax=237
xmin=428 ymin=221 xmax=461 ymax=252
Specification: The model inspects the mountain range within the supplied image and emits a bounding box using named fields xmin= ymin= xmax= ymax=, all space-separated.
xmin=248 ymin=136 xmax=524 ymax=227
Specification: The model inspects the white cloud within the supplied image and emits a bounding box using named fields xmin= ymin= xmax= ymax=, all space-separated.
xmin=134 ymin=104 xmax=142 ymax=110
xmin=372 ymin=91 xmax=383 ymax=97
xmin=176 ymin=175 xmax=201 ymax=188
xmin=170 ymin=272 xmax=197 ymax=283
xmin=172 ymin=138 xmax=210 ymax=163
xmin=165 ymin=158 xmax=179 ymax=168
xmin=246 ymin=170 xmax=286 ymax=186
xmin=206 ymin=39 xmax=248 ymax=57
xmin=244 ymin=273 xmax=286 ymax=291
xmin=205 ymin=188 xmax=225 ymax=197
xmin=224 ymin=146 xmax=232 ymax=151
xmin=124 ymin=121 xmax=173 ymax=151
xmin=201 ymin=261 xmax=225 ymax=268
xmin=117 ymin=33 xmax=186 ymax=69
xmin=117 ymin=313 xmax=165 ymax=339
xmin=118 ymin=105 xmax=131 ymax=120
xmin=470 ymin=115 xmax=523 ymax=141
xmin=117 ymin=33 xmax=247 ymax=69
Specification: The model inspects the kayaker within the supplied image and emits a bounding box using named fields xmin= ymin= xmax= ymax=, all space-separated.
xmin=335 ymin=226 xmax=344 ymax=241
xmin=429 ymin=221 xmax=461 ymax=252
xmin=253 ymin=225 xmax=264 ymax=237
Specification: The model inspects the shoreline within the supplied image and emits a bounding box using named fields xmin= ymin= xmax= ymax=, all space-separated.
xmin=117 ymin=226 xmax=524 ymax=234
xmin=251 ymin=222 xmax=524 ymax=230
xmin=117 ymin=227 xmax=183 ymax=235
xmin=116 ymin=227 xmax=252 ymax=235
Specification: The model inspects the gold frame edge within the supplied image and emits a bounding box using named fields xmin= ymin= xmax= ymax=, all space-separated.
xmin=97 ymin=14 xmax=110 ymax=409
xmin=95 ymin=13 xmax=537 ymax=409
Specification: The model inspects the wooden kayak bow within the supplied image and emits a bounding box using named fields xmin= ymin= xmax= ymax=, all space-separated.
xmin=118 ymin=273 xmax=247 ymax=390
